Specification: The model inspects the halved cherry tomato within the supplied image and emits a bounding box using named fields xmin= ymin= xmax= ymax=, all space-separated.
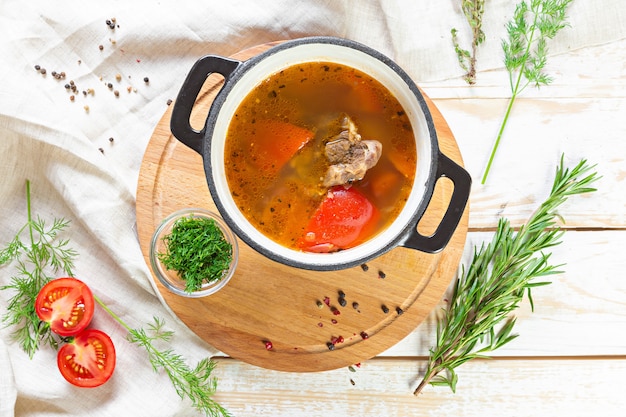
xmin=298 ymin=186 xmax=380 ymax=252
xmin=57 ymin=329 xmax=116 ymax=388
xmin=35 ymin=277 xmax=94 ymax=337
xmin=250 ymin=119 xmax=314 ymax=173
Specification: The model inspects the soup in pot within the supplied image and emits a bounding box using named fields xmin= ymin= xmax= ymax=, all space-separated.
xmin=224 ymin=61 xmax=417 ymax=252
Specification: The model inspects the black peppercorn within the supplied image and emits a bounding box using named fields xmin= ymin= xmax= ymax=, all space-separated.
xmin=381 ymin=305 xmax=389 ymax=314
xmin=143 ymin=76 xmax=149 ymax=83
xmin=395 ymin=307 xmax=404 ymax=315
xmin=338 ymin=297 xmax=347 ymax=307
xmin=326 ymin=342 xmax=335 ymax=351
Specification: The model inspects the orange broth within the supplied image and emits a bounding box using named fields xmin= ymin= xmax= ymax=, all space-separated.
xmin=224 ymin=62 xmax=417 ymax=250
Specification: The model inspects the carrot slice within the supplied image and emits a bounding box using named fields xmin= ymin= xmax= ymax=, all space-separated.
xmin=250 ymin=119 xmax=314 ymax=173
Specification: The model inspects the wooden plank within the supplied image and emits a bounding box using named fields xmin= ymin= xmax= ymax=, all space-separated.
xmin=416 ymin=38 xmax=626 ymax=229
xmin=429 ymin=96 xmax=625 ymax=229
xmin=419 ymin=38 xmax=626 ymax=100
xmin=211 ymin=357 xmax=626 ymax=417
xmin=380 ymin=229 xmax=626 ymax=357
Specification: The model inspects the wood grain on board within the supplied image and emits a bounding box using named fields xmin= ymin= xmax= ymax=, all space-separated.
xmin=136 ymin=42 xmax=469 ymax=372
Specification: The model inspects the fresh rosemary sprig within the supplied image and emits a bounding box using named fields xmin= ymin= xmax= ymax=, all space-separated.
xmin=451 ymin=0 xmax=486 ymax=85
xmin=0 ymin=180 xmax=77 ymax=357
xmin=414 ymin=156 xmax=598 ymax=395
xmin=481 ymin=0 xmax=574 ymax=183
xmin=96 ymin=298 xmax=231 ymax=417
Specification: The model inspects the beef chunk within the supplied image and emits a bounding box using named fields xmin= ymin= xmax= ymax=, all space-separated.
xmin=322 ymin=115 xmax=382 ymax=187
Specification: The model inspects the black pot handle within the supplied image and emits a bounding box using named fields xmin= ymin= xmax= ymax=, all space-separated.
xmin=402 ymin=152 xmax=471 ymax=253
xmin=170 ymin=55 xmax=241 ymax=154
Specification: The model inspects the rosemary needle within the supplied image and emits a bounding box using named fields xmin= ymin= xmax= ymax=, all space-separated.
xmin=414 ymin=156 xmax=599 ymax=395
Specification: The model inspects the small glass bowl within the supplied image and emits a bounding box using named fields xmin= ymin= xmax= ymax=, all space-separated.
xmin=149 ymin=208 xmax=239 ymax=298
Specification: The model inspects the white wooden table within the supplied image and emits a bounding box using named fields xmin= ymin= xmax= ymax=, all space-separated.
xmin=2 ymin=4 xmax=624 ymax=415
xmin=208 ymin=38 xmax=626 ymax=416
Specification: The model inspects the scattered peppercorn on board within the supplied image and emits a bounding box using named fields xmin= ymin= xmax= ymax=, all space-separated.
xmin=136 ymin=42 xmax=469 ymax=372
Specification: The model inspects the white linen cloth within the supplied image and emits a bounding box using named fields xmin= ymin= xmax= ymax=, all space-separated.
xmin=0 ymin=1 xmax=623 ymax=416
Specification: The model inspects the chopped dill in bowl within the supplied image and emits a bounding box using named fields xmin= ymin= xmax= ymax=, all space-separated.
xmin=158 ymin=215 xmax=233 ymax=293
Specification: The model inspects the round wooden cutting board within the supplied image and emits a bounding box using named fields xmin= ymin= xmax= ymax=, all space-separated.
xmin=136 ymin=42 xmax=469 ymax=372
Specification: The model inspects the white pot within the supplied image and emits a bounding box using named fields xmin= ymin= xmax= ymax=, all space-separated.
xmin=170 ymin=37 xmax=471 ymax=271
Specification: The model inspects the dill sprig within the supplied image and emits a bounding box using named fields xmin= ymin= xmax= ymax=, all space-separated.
xmin=1 ymin=181 xmax=229 ymax=416
xmin=95 ymin=297 xmax=231 ymax=417
xmin=451 ymin=0 xmax=486 ymax=85
xmin=481 ymin=0 xmax=574 ymax=183
xmin=414 ymin=156 xmax=598 ymax=395
xmin=158 ymin=216 xmax=233 ymax=293
xmin=0 ymin=180 xmax=77 ymax=357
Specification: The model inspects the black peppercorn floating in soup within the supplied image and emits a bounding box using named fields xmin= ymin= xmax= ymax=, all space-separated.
xmin=224 ymin=61 xmax=417 ymax=252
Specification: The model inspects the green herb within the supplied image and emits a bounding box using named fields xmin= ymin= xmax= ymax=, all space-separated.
xmin=96 ymin=298 xmax=231 ymax=417
xmin=158 ymin=216 xmax=233 ymax=293
xmin=451 ymin=0 xmax=486 ymax=85
xmin=414 ymin=156 xmax=598 ymax=395
xmin=1 ymin=180 xmax=230 ymax=416
xmin=481 ymin=0 xmax=574 ymax=184
xmin=0 ymin=180 xmax=77 ymax=357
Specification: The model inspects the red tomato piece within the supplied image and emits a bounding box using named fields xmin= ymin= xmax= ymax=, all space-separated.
xmin=35 ymin=277 xmax=95 ymax=337
xmin=298 ymin=186 xmax=380 ymax=252
xmin=57 ymin=329 xmax=116 ymax=388
xmin=250 ymin=119 xmax=314 ymax=173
